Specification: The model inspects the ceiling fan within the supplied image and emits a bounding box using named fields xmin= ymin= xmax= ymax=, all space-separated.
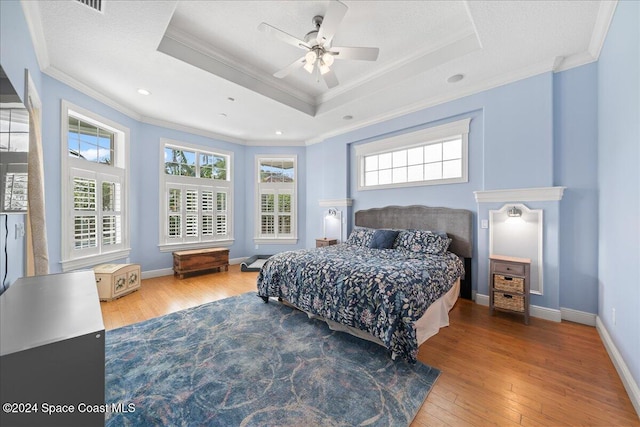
xmin=258 ymin=0 xmax=379 ymax=89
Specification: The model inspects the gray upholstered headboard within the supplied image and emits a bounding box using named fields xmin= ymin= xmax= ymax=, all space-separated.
xmin=354 ymin=205 xmax=473 ymax=258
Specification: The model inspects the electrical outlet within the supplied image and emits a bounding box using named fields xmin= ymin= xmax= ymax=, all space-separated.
xmin=481 ymin=219 xmax=489 ymax=229
xmin=15 ymin=223 xmax=25 ymax=239
xmin=255 ymin=244 xmax=259 ymax=250
xmin=612 ymin=308 xmax=616 ymax=325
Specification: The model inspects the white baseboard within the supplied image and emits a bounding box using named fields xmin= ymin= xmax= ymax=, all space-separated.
xmin=475 ymin=293 xmax=489 ymax=306
xmin=141 ymin=257 xmax=248 ymax=280
xmin=141 ymin=268 xmax=173 ymax=279
xmin=596 ymin=316 xmax=640 ymax=418
xmin=561 ymin=307 xmax=597 ymax=326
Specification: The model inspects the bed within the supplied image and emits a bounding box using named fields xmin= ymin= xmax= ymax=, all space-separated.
xmin=257 ymin=205 xmax=473 ymax=363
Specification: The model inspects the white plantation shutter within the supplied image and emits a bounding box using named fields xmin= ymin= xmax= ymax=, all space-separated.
xmin=61 ymin=102 xmax=130 ymax=271
xmin=160 ymin=140 xmax=233 ymax=249
xmin=68 ymin=167 xmax=124 ymax=259
xmin=216 ymin=191 xmax=227 ymax=235
xmin=255 ymin=155 xmax=297 ymax=242
xmin=201 ymin=190 xmax=214 ymax=236
xmin=162 ymin=183 xmax=231 ymax=245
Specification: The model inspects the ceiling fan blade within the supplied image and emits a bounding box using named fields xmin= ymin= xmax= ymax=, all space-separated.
xmin=273 ymin=56 xmax=307 ymax=78
xmin=331 ymin=46 xmax=379 ymax=61
xmin=258 ymin=22 xmax=310 ymax=50
xmin=316 ymin=0 xmax=348 ymax=46
xmin=322 ymin=68 xmax=339 ymax=88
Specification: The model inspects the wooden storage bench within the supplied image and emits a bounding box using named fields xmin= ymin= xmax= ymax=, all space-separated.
xmin=173 ymin=248 xmax=229 ymax=279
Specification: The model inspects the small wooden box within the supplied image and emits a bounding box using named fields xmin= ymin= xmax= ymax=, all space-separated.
xmin=94 ymin=263 xmax=141 ymax=301
xmin=173 ymin=247 xmax=229 ymax=279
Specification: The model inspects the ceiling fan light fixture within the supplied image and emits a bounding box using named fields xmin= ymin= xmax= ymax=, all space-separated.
xmin=304 ymin=50 xmax=318 ymax=64
xmin=303 ymin=61 xmax=315 ymax=74
xmin=319 ymin=61 xmax=331 ymax=75
xmin=321 ymin=52 xmax=334 ymax=67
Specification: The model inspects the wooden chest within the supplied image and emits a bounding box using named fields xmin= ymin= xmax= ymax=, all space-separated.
xmin=173 ymin=247 xmax=229 ymax=279
xmin=94 ymin=263 xmax=141 ymax=301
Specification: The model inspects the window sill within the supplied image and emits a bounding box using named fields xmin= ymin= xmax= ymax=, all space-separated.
xmin=158 ymin=239 xmax=235 ymax=253
xmin=61 ymin=248 xmax=132 ymax=272
xmin=254 ymin=238 xmax=298 ymax=245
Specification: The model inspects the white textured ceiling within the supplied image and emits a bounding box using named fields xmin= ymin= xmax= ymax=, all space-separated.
xmin=23 ymin=0 xmax=613 ymax=145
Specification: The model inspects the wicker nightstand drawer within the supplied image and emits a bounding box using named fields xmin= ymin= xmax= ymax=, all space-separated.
xmin=493 ymin=292 xmax=525 ymax=312
xmin=494 ymin=275 xmax=525 ymax=293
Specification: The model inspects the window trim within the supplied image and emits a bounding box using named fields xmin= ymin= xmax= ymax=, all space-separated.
xmin=158 ymin=138 xmax=234 ymax=252
xmin=355 ymin=118 xmax=470 ymax=191
xmin=60 ymin=100 xmax=130 ymax=271
xmin=254 ymin=154 xmax=298 ymax=244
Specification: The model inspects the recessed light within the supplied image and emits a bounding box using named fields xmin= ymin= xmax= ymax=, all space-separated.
xmin=275 ymin=130 xmax=283 ymax=135
xmin=219 ymin=113 xmax=227 ymax=118
xmin=227 ymin=97 xmax=235 ymax=102
xmin=137 ymin=88 xmax=151 ymax=95
xmin=342 ymin=115 xmax=353 ymax=120
xmin=447 ymin=74 xmax=464 ymax=83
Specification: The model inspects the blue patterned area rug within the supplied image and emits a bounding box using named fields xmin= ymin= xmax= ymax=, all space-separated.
xmin=105 ymin=292 xmax=440 ymax=426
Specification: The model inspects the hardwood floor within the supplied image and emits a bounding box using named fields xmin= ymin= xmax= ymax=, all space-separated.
xmin=100 ymin=265 xmax=639 ymax=426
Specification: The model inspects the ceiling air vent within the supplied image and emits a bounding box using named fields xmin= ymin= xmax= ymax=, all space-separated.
xmin=76 ymin=0 xmax=102 ymax=12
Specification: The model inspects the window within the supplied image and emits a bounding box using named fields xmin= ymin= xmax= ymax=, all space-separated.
xmin=0 ymin=107 xmax=29 ymax=213
xmin=255 ymin=155 xmax=297 ymax=243
xmin=61 ymin=101 xmax=129 ymax=271
xmin=356 ymin=118 xmax=470 ymax=190
xmin=159 ymin=140 xmax=233 ymax=251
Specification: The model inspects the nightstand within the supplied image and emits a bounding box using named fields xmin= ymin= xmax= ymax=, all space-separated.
xmin=316 ymin=238 xmax=338 ymax=248
xmin=489 ymin=255 xmax=531 ymax=324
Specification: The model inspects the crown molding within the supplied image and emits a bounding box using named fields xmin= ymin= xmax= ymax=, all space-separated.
xmin=43 ymin=66 xmax=142 ymax=121
xmin=162 ymin=25 xmax=317 ymax=107
xmin=316 ymin=27 xmax=480 ymax=106
xmin=318 ymin=198 xmax=353 ymax=207
xmin=588 ymin=1 xmax=618 ymax=60
xmin=474 ymin=187 xmax=566 ymax=203
xmin=243 ymin=139 xmax=306 ymax=147
xmin=158 ymin=27 xmax=316 ymax=117
xmin=142 ymin=116 xmax=246 ymax=145
xmin=21 ymin=0 xmax=49 ymax=71
xmin=306 ymin=56 xmax=557 ymax=146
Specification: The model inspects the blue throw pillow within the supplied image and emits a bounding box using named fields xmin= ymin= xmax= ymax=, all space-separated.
xmin=369 ymin=229 xmax=400 ymax=249
xmin=346 ymin=227 xmax=376 ymax=246
xmin=394 ymin=229 xmax=451 ymax=254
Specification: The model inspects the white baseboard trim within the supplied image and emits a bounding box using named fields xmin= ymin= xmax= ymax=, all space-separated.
xmin=596 ymin=316 xmax=640 ymax=418
xmin=141 ymin=257 xmax=247 ymax=280
xmin=475 ymin=293 xmax=489 ymax=306
xmin=142 ymin=268 xmax=173 ymax=279
xmin=474 ymin=293 xmax=561 ymax=322
xmin=561 ymin=307 xmax=597 ymax=326
xmin=531 ymin=305 xmax=562 ymax=322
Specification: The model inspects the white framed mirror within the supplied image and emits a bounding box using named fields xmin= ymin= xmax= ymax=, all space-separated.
xmin=489 ymin=203 xmax=543 ymax=295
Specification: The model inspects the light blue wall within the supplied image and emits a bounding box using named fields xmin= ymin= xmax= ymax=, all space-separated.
xmin=132 ymin=123 xmax=247 ymax=271
xmin=40 ymin=75 xmax=141 ymax=273
xmin=307 ymin=72 xmax=558 ymax=305
xmin=553 ymin=63 xmax=599 ymax=313
xmin=597 ymin=0 xmax=640 ymax=397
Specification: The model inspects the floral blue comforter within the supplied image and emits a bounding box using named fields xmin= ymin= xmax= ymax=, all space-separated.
xmin=257 ymin=244 xmax=464 ymax=363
